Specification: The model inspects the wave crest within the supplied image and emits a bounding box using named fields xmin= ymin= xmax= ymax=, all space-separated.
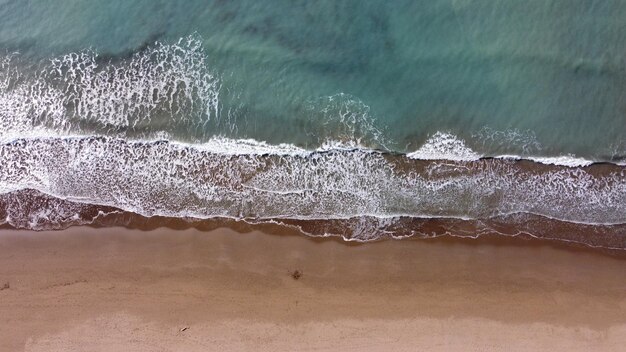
xmin=0 ymin=35 xmax=220 ymax=142
xmin=306 ymin=93 xmax=389 ymax=150
xmin=0 ymin=136 xmax=624 ymax=227
xmin=2 ymin=189 xmax=625 ymax=249
xmin=407 ymin=132 xmax=481 ymax=161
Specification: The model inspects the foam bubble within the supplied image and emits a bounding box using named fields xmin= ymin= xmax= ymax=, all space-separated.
xmin=305 ymin=93 xmax=389 ymax=150
xmin=526 ymin=155 xmax=594 ymax=167
xmin=407 ymin=132 xmax=481 ymax=161
xmin=0 ymin=39 xmax=622 ymax=166
xmin=0 ymin=35 xmax=220 ymax=142
xmin=1 ymin=38 xmax=625 ymax=238
xmin=0 ymin=136 xmax=624 ymax=231
xmin=472 ymin=127 xmax=543 ymax=155
xmin=196 ymin=137 xmax=307 ymax=155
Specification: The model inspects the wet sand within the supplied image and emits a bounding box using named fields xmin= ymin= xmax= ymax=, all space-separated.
xmin=0 ymin=227 xmax=624 ymax=351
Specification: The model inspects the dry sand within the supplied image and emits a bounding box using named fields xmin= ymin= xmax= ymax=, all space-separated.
xmin=0 ymin=227 xmax=624 ymax=351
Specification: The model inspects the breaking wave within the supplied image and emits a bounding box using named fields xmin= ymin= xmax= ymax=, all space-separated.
xmin=1 ymin=136 xmax=624 ymax=224
xmin=0 ymin=36 xmax=624 ymax=249
xmin=0 ymin=35 xmax=220 ymax=143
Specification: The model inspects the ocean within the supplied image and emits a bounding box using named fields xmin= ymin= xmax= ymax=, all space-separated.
xmin=0 ymin=0 xmax=624 ymax=248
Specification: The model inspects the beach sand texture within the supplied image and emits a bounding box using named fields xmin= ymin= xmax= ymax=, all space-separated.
xmin=0 ymin=227 xmax=624 ymax=351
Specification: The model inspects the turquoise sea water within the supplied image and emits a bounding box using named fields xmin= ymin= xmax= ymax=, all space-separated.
xmin=0 ymin=1 xmax=625 ymax=246
xmin=1 ymin=0 xmax=625 ymax=158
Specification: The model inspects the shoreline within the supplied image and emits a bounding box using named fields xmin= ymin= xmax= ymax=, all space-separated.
xmin=1 ymin=226 xmax=624 ymax=351
xmin=3 ymin=188 xmax=626 ymax=253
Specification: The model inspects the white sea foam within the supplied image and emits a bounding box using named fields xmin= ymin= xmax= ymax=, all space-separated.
xmin=1 ymin=37 xmax=625 ymax=236
xmin=306 ymin=93 xmax=389 ymax=150
xmin=0 ymin=135 xmax=624 ymax=235
xmin=495 ymin=154 xmax=595 ymax=167
xmin=526 ymin=155 xmax=595 ymax=167
xmin=195 ymin=137 xmax=307 ymax=155
xmin=472 ymin=127 xmax=542 ymax=155
xmin=0 ymin=35 xmax=220 ymax=142
xmin=404 ymin=131 xmax=596 ymax=167
xmin=0 ymin=38 xmax=618 ymax=167
xmin=407 ymin=132 xmax=481 ymax=161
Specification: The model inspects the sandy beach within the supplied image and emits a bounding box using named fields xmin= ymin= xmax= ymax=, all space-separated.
xmin=0 ymin=227 xmax=624 ymax=351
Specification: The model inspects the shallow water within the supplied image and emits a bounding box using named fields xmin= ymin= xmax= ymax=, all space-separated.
xmin=0 ymin=1 xmax=624 ymax=246
xmin=1 ymin=0 xmax=625 ymax=158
